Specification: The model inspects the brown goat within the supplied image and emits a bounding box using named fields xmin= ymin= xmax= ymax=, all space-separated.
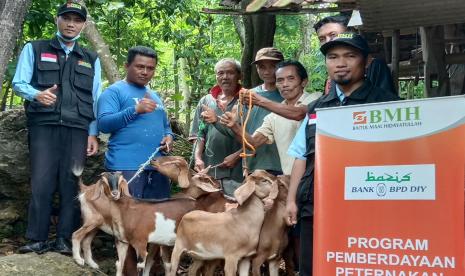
xmin=72 ymin=167 xmax=220 ymax=276
xmin=151 ymin=156 xmax=234 ymax=212
xmin=168 ymin=170 xmax=280 ymax=276
xmin=102 ymin=165 xmax=222 ymax=276
xmin=72 ymin=172 xmax=131 ymax=269
xmin=252 ymin=174 xmax=291 ymax=276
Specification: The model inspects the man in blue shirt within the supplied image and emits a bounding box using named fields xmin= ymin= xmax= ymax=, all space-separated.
xmin=97 ymin=46 xmax=174 ymax=199
xmin=12 ymin=2 xmax=102 ymax=255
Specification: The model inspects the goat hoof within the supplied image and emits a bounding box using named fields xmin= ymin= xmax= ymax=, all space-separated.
xmin=74 ymin=257 xmax=85 ymax=266
xmin=87 ymin=260 xmax=99 ymax=269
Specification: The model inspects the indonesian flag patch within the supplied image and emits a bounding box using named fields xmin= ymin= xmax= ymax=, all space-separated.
xmin=40 ymin=53 xmax=57 ymax=63
xmin=78 ymin=60 xmax=92 ymax=69
xmin=308 ymin=113 xmax=317 ymax=125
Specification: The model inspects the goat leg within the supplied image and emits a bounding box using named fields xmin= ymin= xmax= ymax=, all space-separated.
xmin=203 ymin=260 xmax=221 ymax=276
xmin=282 ymin=236 xmax=297 ymax=276
xmin=131 ymin=240 xmax=149 ymax=276
xmin=72 ymin=223 xmax=99 ymax=266
xmin=160 ymin=245 xmax=173 ymax=275
xmin=268 ymin=259 xmax=279 ymax=276
xmin=142 ymin=244 xmax=159 ymax=276
xmin=82 ymin=229 xmax=99 ymax=269
xmin=224 ymin=257 xmax=240 ymax=276
xmin=115 ymin=240 xmax=129 ymax=276
xmin=168 ymin=241 xmax=185 ymax=276
xmin=251 ymin=253 xmax=268 ymax=276
xmin=188 ymin=260 xmax=204 ymax=276
xmin=238 ymin=258 xmax=251 ymax=276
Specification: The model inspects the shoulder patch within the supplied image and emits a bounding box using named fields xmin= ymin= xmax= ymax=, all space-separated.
xmin=78 ymin=60 xmax=92 ymax=69
xmin=40 ymin=53 xmax=57 ymax=63
xmin=308 ymin=113 xmax=317 ymax=125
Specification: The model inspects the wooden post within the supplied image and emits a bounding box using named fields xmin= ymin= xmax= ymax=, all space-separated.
xmin=420 ymin=26 xmax=450 ymax=97
xmin=391 ymin=29 xmax=400 ymax=94
xmin=383 ymin=36 xmax=391 ymax=64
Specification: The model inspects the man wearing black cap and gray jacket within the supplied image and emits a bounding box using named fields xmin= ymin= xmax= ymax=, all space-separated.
xmin=285 ymin=33 xmax=400 ymax=276
xmin=12 ymin=1 xmax=101 ymax=254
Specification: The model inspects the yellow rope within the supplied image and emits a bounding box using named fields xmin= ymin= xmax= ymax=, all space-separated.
xmin=238 ymin=90 xmax=256 ymax=175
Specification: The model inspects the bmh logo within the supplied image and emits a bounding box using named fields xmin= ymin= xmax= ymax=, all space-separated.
xmin=352 ymin=106 xmax=420 ymax=125
xmin=353 ymin=111 xmax=367 ymax=125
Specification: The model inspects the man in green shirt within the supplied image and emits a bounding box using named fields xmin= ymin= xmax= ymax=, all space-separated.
xmin=190 ymin=58 xmax=243 ymax=196
xmin=203 ymin=47 xmax=285 ymax=176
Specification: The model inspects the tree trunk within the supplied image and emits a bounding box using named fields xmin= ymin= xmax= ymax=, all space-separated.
xmin=0 ymin=0 xmax=32 ymax=96
xmin=232 ymin=16 xmax=245 ymax=48
xmin=296 ymin=14 xmax=314 ymax=60
xmin=8 ymin=83 xmax=15 ymax=109
xmin=77 ymin=0 xmax=121 ymax=83
xmin=240 ymin=0 xmax=276 ymax=88
xmin=420 ymin=26 xmax=450 ymax=97
xmin=0 ymin=81 xmax=10 ymax=111
xmin=173 ymin=51 xmax=180 ymax=119
xmin=179 ymin=58 xmax=191 ymax=112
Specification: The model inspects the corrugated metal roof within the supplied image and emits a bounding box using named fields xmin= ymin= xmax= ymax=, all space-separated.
xmin=358 ymin=0 xmax=465 ymax=31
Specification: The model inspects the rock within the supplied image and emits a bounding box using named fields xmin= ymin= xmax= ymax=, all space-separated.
xmin=0 ymin=109 xmax=29 ymax=199
xmin=0 ymin=252 xmax=108 ymax=276
xmin=0 ymin=108 xmax=106 ymax=239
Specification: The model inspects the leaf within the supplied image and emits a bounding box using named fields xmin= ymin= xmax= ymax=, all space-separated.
xmin=170 ymin=93 xmax=184 ymax=101
xmin=107 ymin=1 xmax=125 ymax=11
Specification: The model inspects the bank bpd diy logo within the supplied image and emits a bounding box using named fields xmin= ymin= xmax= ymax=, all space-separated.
xmin=352 ymin=106 xmax=422 ymax=130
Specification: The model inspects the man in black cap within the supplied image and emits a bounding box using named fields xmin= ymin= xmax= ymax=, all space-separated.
xmin=314 ymin=15 xmax=397 ymax=95
xmin=12 ymin=1 xmax=101 ymax=254
xmin=285 ymin=33 xmax=400 ymax=276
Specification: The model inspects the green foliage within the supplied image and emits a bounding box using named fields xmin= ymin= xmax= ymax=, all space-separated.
xmin=8 ymin=1 xmax=331 ymax=115
xmin=274 ymin=15 xmax=327 ymax=93
xmin=399 ymin=80 xmax=425 ymax=99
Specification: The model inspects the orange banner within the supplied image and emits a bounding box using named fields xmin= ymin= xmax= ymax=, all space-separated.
xmin=314 ymin=96 xmax=465 ymax=275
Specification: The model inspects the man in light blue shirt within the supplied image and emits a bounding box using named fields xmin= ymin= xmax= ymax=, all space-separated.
xmin=12 ymin=2 xmax=101 ymax=255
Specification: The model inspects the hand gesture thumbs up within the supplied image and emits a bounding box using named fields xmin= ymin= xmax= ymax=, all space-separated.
xmin=35 ymin=84 xmax=58 ymax=106
xmin=135 ymin=92 xmax=157 ymax=114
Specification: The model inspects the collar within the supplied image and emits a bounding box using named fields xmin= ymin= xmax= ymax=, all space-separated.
xmin=50 ymin=36 xmax=84 ymax=57
xmin=335 ymin=85 xmax=345 ymax=102
xmin=209 ymin=84 xmax=242 ymax=99
xmin=283 ymin=91 xmax=306 ymax=105
xmin=321 ymin=79 xmax=373 ymax=103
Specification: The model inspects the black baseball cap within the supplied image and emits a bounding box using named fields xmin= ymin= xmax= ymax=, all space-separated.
xmin=57 ymin=2 xmax=87 ymax=20
xmin=320 ymin=33 xmax=370 ymax=57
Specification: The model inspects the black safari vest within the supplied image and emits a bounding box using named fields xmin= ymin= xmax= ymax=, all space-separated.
xmin=26 ymin=37 xmax=97 ymax=130
xmin=297 ymin=81 xmax=400 ymax=218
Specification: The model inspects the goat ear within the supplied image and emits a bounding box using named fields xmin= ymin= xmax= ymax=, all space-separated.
xmin=119 ymin=175 xmax=131 ymax=197
xmin=234 ymin=181 xmax=255 ymax=205
xmin=149 ymin=159 xmax=157 ymax=168
xmin=198 ymin=166 xmax=211 ymax=175
xmin=177 ymin=165 xmax=190 ymax=188
xmin=195 ymin=180 xmax=221 ymax=193
xmin=277 ymin=175 xmax=290 ymax=190
xmin=90 ymin=180 xmax=103 ymax=201
xmin=263 ymin=176 xmax=279 ymax=201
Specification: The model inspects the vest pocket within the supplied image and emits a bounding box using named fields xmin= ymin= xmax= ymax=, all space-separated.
xmin=74 ymin=65 xmax=94 ymax=92
xmin=76 ymin=91 xmax=94 ymax=120
xmin=297 ymin=157 xmax=314 ymax=205
xmin=25 ymin=100 xmax=57 ymax=113
xmin=37 ymin=62 xmax=60 ymax=86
